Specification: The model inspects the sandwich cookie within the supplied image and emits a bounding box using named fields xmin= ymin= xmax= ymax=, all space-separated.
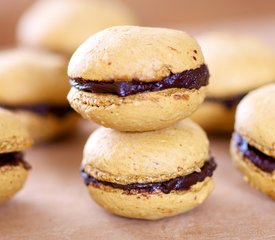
xmin=68 ymin=26 xmax=209 ymax=132
xmin=0 ymin=108 xmax=32 ymax=204
xmin=231 ymin=84 xmax=275 ymax=199
xmin=0 ymin=49 xmax=78 ymax=142
xmin=81 ymin=119 xmax=216 ymax=220
xmin=16 ymin=0 xmax=137 ymax=56
xmin=191 ymin=32 xmax=275 ymax=133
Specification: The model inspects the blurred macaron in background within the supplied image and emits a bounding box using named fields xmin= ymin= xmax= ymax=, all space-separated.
xmin=0 ymin=48 xmax=78 ymax=143
xmin=190 ymin=32 xmax=275 ymax=134
xmin=16 ymin=0 xmax=137 ymax=56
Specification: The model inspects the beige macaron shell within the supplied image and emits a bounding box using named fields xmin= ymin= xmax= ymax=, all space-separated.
xmin=0 ymin=108 xmax=32 ymax=153
xmin=235 ymin=84 xmax=275 ymax=158
xmin=83 ymin=119 xmax=209 ymax=184
xmin=0 ymin=48 xmax=69 ymax=105
xmin=68 ymin=87 xmax=207 ymax=132
xmin=88 ymin=177 xmax=213 ymax=220
xmin=231 ymin=141 xmax=275 ymax=199
xmin=198 ymin=32 xmax=275 ymax=97
xmin=68 ymin=26 xmax=205 ymax=81
xmin=17 ymin=0 xmax=137 ymax=55
xmin=0 ymin=163 xmax=29 ymax=204
xmin=13 ymin=110 xmax=78 ymax=143
xmin=191 ymin=101 xmax=236 ymax=133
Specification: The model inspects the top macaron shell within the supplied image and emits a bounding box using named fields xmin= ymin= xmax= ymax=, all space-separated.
xmin=68 ymin=26 xmax=208 ymax=132
xmin=0 ymin=108 xmax=32 ymax=153
xmin=17 ymin=0 xmax=137 ymax=55
xmin=235 ymin=84 xmax=275 ymax=158
xmin=83 ymin=119 xmax=209 ymax=184
xmin=0 ymin=49 xmax=69 ymax=105
xmin=68 ymin=26 xmax=205 ymax=81
xmin=198 ymin=32 xmax=275 ymax=97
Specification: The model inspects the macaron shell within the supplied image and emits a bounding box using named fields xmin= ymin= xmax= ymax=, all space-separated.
xmin=191 ymin=101 xmax=236 ymax=133
xmin=0 ymin=108 xmax=32 ymax=153
xmin=0 ymin=49 xmax=69 ymax=105
xmin=198 ymin=32 xmax=275 ymax=97
xmin=13 ymin=111 xmax=78 ymax=143
xmin=231 ymin=141 xmax=275 ymax=199
xmin=68 ymin=26 xmax=205 ymax=81
xmin=235 ymin=84 xmax=275 ymax=158
xmin=17 ymin=0 xmax=137 ymax=55
xmin=68 ymin=87 xmax=207 ymax=132
xmin=87 ymin=177 xmax=213 ymax=220
xmin=0 ymin=164 xmax=29 ymax=204
xmin=82 ymin=119 xmax=209 ymax=184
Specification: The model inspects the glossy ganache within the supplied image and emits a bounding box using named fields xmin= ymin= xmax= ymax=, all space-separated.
xmin=70 ymin=64 xmax=209 ymax=97
xmin=81 ymin=157 xmax=216 ymax=194
xmin=234 ymin=133 xmax=275 ymax=172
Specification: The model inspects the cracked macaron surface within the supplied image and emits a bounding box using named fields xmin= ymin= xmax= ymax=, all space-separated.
xmin=231 ymin=84 xmax=275 ymax=199
xmin=68 ymin=25 xmax=209 ymax=132
xmin=81 ymin=119 xmax=216 ymax=219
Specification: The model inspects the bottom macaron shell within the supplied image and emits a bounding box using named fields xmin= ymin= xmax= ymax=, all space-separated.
xmin=191 ymin=102 xmax=236 ymax=133
xmin=87 ymin=177 xmax=213 ymax=220
xmin=231 ymin=142 xmax=275 ymax=199
xmin=68 ymin=87 xmax=207 ymax=132
xmin=14 ymin=111 xmax=78 ymax=142
xmin=0 ymin=164 xmax=29 ymax=204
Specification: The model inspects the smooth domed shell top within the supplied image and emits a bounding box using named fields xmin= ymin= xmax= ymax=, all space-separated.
xmin=235 ymin=83 xmax=275 ymax=158
xmin=198 ymin=32 xmax=275 ymax=97
xmin=68 ymin=26 xmax=205 ymax=82
xmin=0 ymin=48 xmax=69 ymax=105
xmin=83 ymin=119 xmax=209 ymax=184
xmin=16 ymin=0 xmax=137 ymax=55
xmin=0 ymin=108 xmax=32 ymax=153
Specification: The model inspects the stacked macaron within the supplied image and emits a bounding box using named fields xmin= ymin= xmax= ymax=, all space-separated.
xmin=68 ymin=26 xmax=209 ymax=132
xmin=68 ymin=26 xmax=217 ymax=220
xmin=0 ymin=108 xmax=32 ymax=204
xmin=231 ymin=84 xmax=275 ymax=199
xmin=0 ymin=49 xmax=78 ymax=142
xmin=191 ymin=32 xmax=275 ymax=133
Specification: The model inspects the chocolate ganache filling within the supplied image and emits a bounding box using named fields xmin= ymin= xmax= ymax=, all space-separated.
xmin=0 ymin=152 xmax=31 ymax=170
xmin=70 ymin=64 xmax=209 ymax=97
xmin=0 ymin=104 xmax=73 ymax=118
xmin=206 ymin=93 xmax=247 ymax=109
xmin=234 ymin=133 xmax=275 ymax=173
xmin=81 ymin=157 xmax=216 ymax=194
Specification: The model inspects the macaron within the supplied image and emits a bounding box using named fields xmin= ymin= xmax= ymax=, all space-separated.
xmin=16 ymin=0 xmax=137 ymax=56
xmin=81 ymin=119 xmax=216 ymax=220
xmin=191 ymin=32 xmax=275 ymax=133
xmin=0 ymin=48 xmax=78 ymax=142
xmin=231 ymin=84 xmax=275 ymax=199
xmin=0 ymin=108 xmax=32 ymax=204
xmin=68 ymin=26 xmax=209 ymax=132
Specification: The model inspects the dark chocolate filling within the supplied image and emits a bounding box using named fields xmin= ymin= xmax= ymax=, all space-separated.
xmin=206 ymin=93 xmax=246 ymax=109
xmin=70 ymin=64 xmax=209 ymax=97
xmin=81 ymin=157 xmax=216 ymax=194
xmin=0 ymin=152 xmax=31 ymax=170
xmin=234 ymin=133 xmax=275 ymax=173
xmin=0 ymin=104 xmax=73 ymax=118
